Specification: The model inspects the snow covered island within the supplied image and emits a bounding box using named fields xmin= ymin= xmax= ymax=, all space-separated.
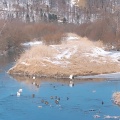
xmin=8 ymin=33 xmax=120 ymax=78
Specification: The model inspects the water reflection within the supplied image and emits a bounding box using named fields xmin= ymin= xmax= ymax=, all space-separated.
xmin=8 ymin=75 xmax=120 ymax=120
xmin=1 ymin=72 xmax=120 ymax=120
xmin=11 ymin=75 xmax=105 ymax=89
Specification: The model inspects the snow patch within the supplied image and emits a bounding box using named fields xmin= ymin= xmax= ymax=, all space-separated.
xmin=83 ymin=46 xmax=120 ymax=62
xmin=20 ymin=34 xmax=120 ymax=69
xmin=21 ymin=62 xmax=30 ymax=66
xmin=66 ymin=36 xmax=79 ymax=41
xmin=104 ymin=115 xmax=120 ymax=119
xmin=21 ymin=41 xmax=42 ymax=46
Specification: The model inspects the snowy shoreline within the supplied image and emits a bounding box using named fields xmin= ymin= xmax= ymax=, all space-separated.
xmin=8 ymin=71 xmax=120 ymax=80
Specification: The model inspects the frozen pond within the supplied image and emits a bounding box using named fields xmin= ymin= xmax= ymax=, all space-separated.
xmin=0 ymin=55 xmax=120 ymax=120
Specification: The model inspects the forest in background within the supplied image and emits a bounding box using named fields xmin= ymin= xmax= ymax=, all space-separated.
xmin=0 ymin=0 xmax=120 ymax=53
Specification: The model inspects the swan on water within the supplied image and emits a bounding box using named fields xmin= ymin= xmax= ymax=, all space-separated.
xmin=17 ymin=92 xmax=20 ymax=97
xmin=18 ymin=89 xmax=22 ymax=93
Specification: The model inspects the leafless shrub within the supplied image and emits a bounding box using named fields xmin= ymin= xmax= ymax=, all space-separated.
xmin=43 ymin=32 xmax=63 ymax=45
xmin=0 ymin=18 xmax=120 ymax=52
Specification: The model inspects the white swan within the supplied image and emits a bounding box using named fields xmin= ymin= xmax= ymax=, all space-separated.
xmin=32 ymin=76 xmax=36 ymax=79
xmin=69 ymin=75 xmax=74 ymax=79
xmin=17 ymin=92 xmax=20 ymax=97
xmin=18 ymin=89 xmax=22 ymax=93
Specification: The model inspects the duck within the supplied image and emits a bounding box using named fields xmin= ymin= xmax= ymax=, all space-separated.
xmin=41 ymin=99 xmax=44 ymax=103
xmin=55 ymin=100 xmax=59 ymax=104
xmin=32 ymin=94 xmax=35 ymax=98
xmin=102 ymin=101 xmax=104 ymax=105
xmin=58 ymin=97 xmax=60 ymax=101
xmin=67 ymin=97 xmax=69 ymax=100
xmin=50 ymin=96 xmax=54 ymax=99
xmin=32 ymin=82 xmax=36 ymax=85
xmin=45 ymin=101 xmax=49 ymax=105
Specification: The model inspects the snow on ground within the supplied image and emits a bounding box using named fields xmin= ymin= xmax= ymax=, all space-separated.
xmin=85 ymin=47 xmax=120 ymax=62
xmin=21 ymin=33 xmax=120 ymax=67
xmin=53 ymin=46 xmax=78 ymax=60
xmin=9 ymin=33 xmax=120 ymax=77
xmin=66 ymin=36 xmax=79 ymax=41
xmin=21 ymin=62 xmax=30 ymax=66
xmin=77 ymin=72 xmax=120 ymax=79
xmin=21 ymin=41 xmax=42 ymax=46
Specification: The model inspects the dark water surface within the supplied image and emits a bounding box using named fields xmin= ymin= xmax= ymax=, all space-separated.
xmin=0 ymin=55 xmax=120 ymax=120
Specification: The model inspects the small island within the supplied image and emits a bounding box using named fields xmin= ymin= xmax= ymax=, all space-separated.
xmin=113 ymin=92 xmax=120 ymax=106
xmin=8 ymin=33 xmax=120 ymax=78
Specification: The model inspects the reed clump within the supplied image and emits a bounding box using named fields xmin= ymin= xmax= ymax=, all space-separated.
xmin=8 ymin=34 xmax=120 ymax=78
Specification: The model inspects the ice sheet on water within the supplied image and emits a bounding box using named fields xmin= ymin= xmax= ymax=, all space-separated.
xmin=77 ymin=72 xmax=120 ymax=79
xmin=104 ymin=115 xmax=120 ymax=119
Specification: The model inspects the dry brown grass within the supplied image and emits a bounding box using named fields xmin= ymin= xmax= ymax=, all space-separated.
xmin=43 ymin=32 xmax=63 ymax=45
xmin=74 ymin=0 xmax=87 ymax=8
xmin=17 ymin=45 xmax=57 ymax=63
xmin=113 ymin=92 xmax=120 ymax=106
xmin=0 ymin=18 xmax=120 ymax=52
xmin=8 ymin=33 xmax=120 ymax=78
xmin=69 ymin=55 xmax=120 ymax=75
xmin=9 ymin=56 xmax=120 ymax=78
